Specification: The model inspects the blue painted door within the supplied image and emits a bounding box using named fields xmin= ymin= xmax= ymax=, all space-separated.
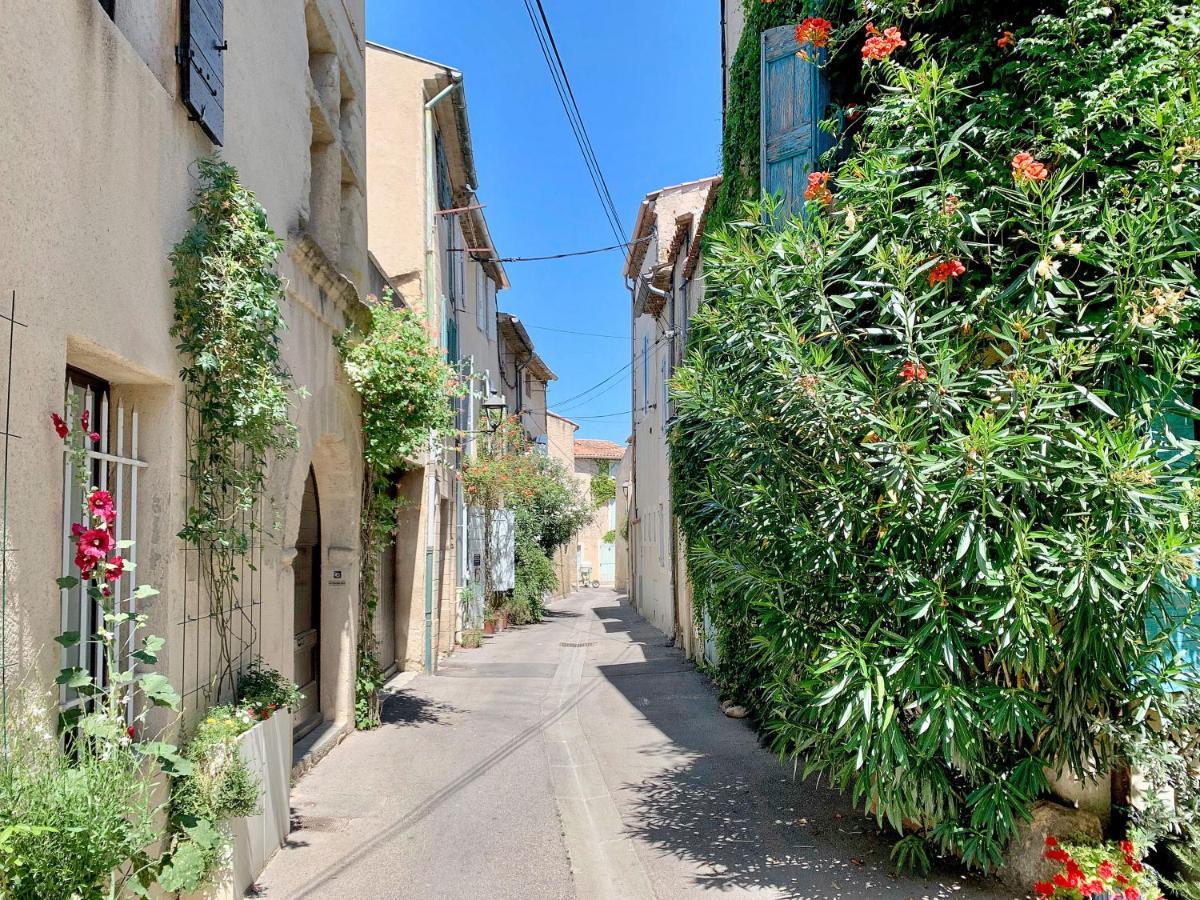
xmin=760 ymin=24 xmax=835 ymax=221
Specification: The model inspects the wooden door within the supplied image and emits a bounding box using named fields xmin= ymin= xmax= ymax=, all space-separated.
xmin=761 ymin=24 xmax=834 ymax=221
xmin=293 ymin=469 xmax=322 ymax=740
xmin=376 ymin=537 xmax=397 ymax=673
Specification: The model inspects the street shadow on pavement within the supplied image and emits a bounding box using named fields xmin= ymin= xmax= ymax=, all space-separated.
xmin=379 ymin=688 xmax=463 ymax=728
xmin=595 ymin=600 xmax=1010 ymax=900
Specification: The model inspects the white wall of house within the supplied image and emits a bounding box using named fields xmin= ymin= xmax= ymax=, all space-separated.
xmin=0 ymin=0 xmax=368 ymax=768
xmin=625 ymin=177 xmax=721 ymax=657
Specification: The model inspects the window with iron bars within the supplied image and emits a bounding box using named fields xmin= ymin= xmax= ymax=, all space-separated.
xmin=59 ymin=369 xmax=147 ymax=722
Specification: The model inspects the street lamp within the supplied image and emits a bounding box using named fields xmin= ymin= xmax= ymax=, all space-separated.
xmin=482 ymin=391 xmax=508 ymax=433
xmin=621 ymin=480 xmax=631 ymax=499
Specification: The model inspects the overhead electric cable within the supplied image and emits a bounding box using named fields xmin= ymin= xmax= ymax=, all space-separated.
xmin=521 ymin=0 xmax=626 ymax=246
xmin=550 ymin=334 xmax=669 ymax=410
xmin=531 ymin=0 xmax=625 ymax=238
xmin=569 ymin=409 xmax=635 ymax=420
xmin=454 ymin=234 xmax=651 ymax=264
xmin=525 ymin=324 xmax=628 ymax=341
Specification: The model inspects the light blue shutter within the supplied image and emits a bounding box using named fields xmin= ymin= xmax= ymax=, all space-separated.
xmin=642 ymin=335 xmax=650 ymax=414
xmin=760 ymin=25 xmax=835 ymax=221
xmin=1155 ymin=406 xmax=1200 ymax=679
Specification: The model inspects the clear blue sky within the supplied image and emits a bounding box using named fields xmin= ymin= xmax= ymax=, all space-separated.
xmin=365 ymin=1 xmax=722 ymax=445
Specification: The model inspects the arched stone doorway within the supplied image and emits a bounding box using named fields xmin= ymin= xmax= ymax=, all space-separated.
xmin=293 ymin=468 xmax=322 ymax=740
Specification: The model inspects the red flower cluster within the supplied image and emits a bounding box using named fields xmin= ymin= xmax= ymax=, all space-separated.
xmin=997 ymin=30 xmax=1015 ymax=48
xmin=1035 ymin=837 xmax=1160 ymax=900
xmin=795 ymin=17 xmax=833 ymax=48
xmin=929 ymin=259 xmax=966 ymax=286
xmin=862 ymin=23 xmax=906 ymax=61
xmin=1012 ymin=151 xmax=1049 ymax=184
xmin=899 ymin=360 xmax=928 ymax=383
xmin=804 ymin=171 xmax=833 ymax=204
xmin=52 ymin=414 xmax=125 ymax=583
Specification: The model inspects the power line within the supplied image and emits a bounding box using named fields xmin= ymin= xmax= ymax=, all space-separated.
xmin=497 ymin=236 xmax=647 ymax=263
xmin=522 ymin=0 xmax=626 ymax=247
xmin=550 ymin=333 xmax=669 ymax=411
xmin=454 ymin=234 xmax=650 ymax=264
xmin=526 ymin=324 xmax=628 ymax=341
xmin=532 ymin=0 xmax=624 ymax=238
xmin=570 ymin=409 xmax=634 ymax=420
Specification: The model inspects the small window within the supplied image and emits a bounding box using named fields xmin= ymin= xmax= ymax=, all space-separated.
xmin=60 ymin=370 xmax=147 ymax=723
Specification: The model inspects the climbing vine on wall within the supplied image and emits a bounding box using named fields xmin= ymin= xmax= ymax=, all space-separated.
xmin=336 ymin=290 xmax=458 ymax=728
xmin=170 ymin=157 xmax=298 ymax=700
xmin=590 ymin=462 xmax=616 ymax=508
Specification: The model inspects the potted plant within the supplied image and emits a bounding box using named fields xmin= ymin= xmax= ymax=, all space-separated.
xmin=483 ymin=612 xmax=497 ymax=635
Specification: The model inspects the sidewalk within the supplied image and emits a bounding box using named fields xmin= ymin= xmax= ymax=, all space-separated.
xmin=251 ymin=589 xmax=1014 ymax=899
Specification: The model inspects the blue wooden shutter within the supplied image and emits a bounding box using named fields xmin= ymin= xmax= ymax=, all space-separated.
xmin=1156 ymin=405 xmax=1200 ymax=678
xmin=180 ymin=0 xmax=225 ymax=146
xmin=760 ymin=25 xmax=834 ymax=221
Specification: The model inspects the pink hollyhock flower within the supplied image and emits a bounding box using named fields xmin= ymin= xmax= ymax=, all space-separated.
xmin=88 ymin=489 xmax=116 ymax=525
xmin=105 ymin=556 xmax=125 ymax=582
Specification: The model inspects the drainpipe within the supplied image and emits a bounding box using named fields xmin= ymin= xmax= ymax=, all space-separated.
xmin=423 ymin=72 xmax=462 ymax=672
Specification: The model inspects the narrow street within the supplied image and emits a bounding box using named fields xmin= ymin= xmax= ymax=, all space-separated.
xmin=252 ymin=590 xmax=1010 ymax=899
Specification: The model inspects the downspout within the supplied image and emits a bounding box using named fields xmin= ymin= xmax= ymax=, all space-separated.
xmin=423 ymin=72 xmax=462 ymax=672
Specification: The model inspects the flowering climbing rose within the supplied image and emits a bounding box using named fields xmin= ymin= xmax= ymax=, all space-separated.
xmin=1012 ymin=151 xmax=1049 ymax=183
xmin=795 ymin=17 xmax=833 ymax=48
xmin=929 ymin=259 xmax=966 ymax=286
xmin=862 ymin=23 xmax=905 ymax=61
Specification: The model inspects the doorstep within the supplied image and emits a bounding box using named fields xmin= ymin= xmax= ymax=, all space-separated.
xmin=291 ymin=721 xmax=351 ymax=781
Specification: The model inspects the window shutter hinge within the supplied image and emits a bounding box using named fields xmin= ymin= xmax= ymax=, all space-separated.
xmin=174 ymin=43 xmax=186 ymax=66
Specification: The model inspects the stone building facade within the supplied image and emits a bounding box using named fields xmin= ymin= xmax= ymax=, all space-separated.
xmin=0 ymin=0 xmax=369 ymax=887
xmin=624 ymin=176 xmax=721 ymax=659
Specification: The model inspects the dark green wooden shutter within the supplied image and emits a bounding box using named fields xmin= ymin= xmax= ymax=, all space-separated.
xmin=760 ymin=24 xmax=834 ymax=220
xmin=180 ymin=0 xmax=225 ymax=146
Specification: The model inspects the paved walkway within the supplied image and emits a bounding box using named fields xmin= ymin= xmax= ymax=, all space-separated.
xmin=251 ymin=589 xmax=1014 ymax=899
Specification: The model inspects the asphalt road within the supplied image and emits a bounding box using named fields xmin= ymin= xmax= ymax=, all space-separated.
xmin=250 ymin=589 xmax=1015 ymax=899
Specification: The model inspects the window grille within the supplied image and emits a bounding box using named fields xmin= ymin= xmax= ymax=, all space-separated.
xmin=59 ymin=373 xmax=147 ymax=720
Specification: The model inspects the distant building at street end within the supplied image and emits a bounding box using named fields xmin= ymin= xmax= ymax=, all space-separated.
xmin=572 ymin=439 xmax=624 ymax=590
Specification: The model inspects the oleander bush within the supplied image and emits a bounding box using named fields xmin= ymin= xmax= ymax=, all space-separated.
xmin=674 ymin=0 xmax=1200 ymax=872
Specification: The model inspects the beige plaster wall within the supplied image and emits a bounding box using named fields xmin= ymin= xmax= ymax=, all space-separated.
xmin=0 ymin=0 xmax=366 ymax=736
xmin=366 ymin=45 xmax=439 ymax=310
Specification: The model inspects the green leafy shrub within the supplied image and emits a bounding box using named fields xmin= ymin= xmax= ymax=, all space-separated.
xmin=465 ymin=420 xmax=591 ymax=618
xmin=337 ymin=289 xmax=458 ymax=728
xmin=237 ymin=658 xmax=304 ymax=720
xmin=591 ymin=467 xmax=616 ymax=508
xmin=675 ymin=0 xmax=1200 ymax=872
xmin=162 ymin=706 xmax=260 ymax=893
xmin=0 ymin=697 xmax=159 ymax=900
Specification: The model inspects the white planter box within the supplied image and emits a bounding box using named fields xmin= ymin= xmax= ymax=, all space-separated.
xmin=231 ymin=711 xmax=291 ymax=893
xmin=185 ymin=712 xmax=291 ymax=899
